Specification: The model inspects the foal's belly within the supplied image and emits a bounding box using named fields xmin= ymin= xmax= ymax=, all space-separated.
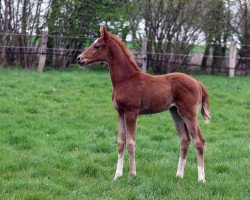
xmin=139 ymin=102 xmax=172 ymax=115
xmin=139 ymin=94 xmax=173 ymax=115
xmin=139 ymin=108 xmax=169 ymax=115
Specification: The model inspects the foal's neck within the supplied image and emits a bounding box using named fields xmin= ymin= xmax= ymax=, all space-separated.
xmin=107 ymin=40 xmax=139 ymax=87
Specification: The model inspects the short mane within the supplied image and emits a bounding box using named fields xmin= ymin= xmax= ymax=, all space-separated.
xmin=109 ymin=34 xmax=142 ymax=71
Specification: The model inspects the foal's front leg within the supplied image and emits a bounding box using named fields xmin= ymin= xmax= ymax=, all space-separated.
xmin=114 ymin=112 xmax=126 ymax=180
xmin=124 ymin=111 xmax=138 ymax=177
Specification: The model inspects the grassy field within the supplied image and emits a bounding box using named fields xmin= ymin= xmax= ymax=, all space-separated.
xmin=0 ymin=67 xmax=249 ymax=200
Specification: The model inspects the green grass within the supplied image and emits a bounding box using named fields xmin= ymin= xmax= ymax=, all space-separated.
xmin=0 ymin=67 xmax=249 ymax=200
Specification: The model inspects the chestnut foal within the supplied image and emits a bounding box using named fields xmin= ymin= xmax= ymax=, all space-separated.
xmin=77 ymin=26 xmax=210 ymax=182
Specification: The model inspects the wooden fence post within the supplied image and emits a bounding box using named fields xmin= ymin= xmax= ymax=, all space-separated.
xmin=229 ymin=41 xmax=236 ymax=77
xmin=0 ymin=32 xmax=8 ymax=68
xmin=141 ymin=36 xmax=147 ymax=72
xmin=38 ymin=31 xmax=48 ymax=72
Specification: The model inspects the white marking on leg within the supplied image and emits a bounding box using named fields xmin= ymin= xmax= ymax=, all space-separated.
xmin=114 ymin=115 xmax=125 ymax=180
xmin=176 ymin=158 xmax=186 ymax=178
xmin=114 ymin=154 xmax=124 ymax=180
xmin=198 ymin=165 xmax=205 ymax=183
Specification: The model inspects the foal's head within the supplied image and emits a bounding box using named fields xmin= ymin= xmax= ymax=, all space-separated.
xmin=77 ymin=26 xmax=110 ymax=67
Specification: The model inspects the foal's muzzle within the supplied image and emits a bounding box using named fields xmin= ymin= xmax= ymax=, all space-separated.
xmin=77 ymin=56 xmax=85 ymax=67
xmin=78 ymin=60 xmax=85 ymax=66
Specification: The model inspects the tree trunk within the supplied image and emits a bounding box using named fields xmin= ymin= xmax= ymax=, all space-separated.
xmin=0 ymin=0 xmax=10 ymax=67
xmin=200 ymin=44 xmax=211 ymax=74
xmin=211 ymin=44 xmax=224 ymax=74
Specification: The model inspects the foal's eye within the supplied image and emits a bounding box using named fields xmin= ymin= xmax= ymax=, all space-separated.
xmin=94 ymin=45 xmax=101 ymax=49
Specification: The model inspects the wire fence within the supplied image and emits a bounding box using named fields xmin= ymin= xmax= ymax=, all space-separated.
xmin=0 ymin=32 xmax=249 ymax=76
xmin=2 ymin=32 xmax=250 ymax=47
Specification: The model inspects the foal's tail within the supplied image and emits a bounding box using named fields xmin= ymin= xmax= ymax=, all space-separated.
xmin=200 ymin=83 xmax=211 ymax=124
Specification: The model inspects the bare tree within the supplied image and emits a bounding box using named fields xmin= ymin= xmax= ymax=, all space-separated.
xmin=0 ymin=0 xmax=46 ymax=68
xmin=132 ymin=0 xmax=204 ymax=74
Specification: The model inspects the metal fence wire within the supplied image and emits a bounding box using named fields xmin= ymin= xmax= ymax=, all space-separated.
xmin=0 ymin=32 xmax=249 ymax=76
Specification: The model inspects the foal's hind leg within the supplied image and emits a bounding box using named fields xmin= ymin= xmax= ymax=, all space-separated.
xmin=170 ymin=106 xmax=191 ymax=178
xmin=195 ymin=126 xmax=205 ymax=182
xmin=114 ymin=111 xmax=126 ymax=180
xmin=179 ymin=107 xmax=206 ymax=182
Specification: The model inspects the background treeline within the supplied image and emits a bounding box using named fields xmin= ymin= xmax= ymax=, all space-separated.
xmin=0 ymin=0 xmax=249 ymax=74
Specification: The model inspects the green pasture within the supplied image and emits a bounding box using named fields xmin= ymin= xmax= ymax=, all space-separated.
xmin=0 ymin=67 xmax=249 ymax=200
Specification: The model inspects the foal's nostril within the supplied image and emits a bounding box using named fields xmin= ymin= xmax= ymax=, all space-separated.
xmin=77 ymin=56 xmax=80 ymax=61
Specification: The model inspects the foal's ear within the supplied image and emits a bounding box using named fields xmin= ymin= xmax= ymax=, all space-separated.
xmin=100 ymin=25 xmax=111 ymax=41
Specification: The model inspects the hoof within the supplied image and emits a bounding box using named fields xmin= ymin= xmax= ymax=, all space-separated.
xmin=198 ymin=178 xmax=206 ymax=183
xmin=176 ymin=173 xmax=184 ymax=179
xmin=114 ymin=173 xmax=122 ymax=180
xmin=129 ymin=172 xmax=136 ymax=177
